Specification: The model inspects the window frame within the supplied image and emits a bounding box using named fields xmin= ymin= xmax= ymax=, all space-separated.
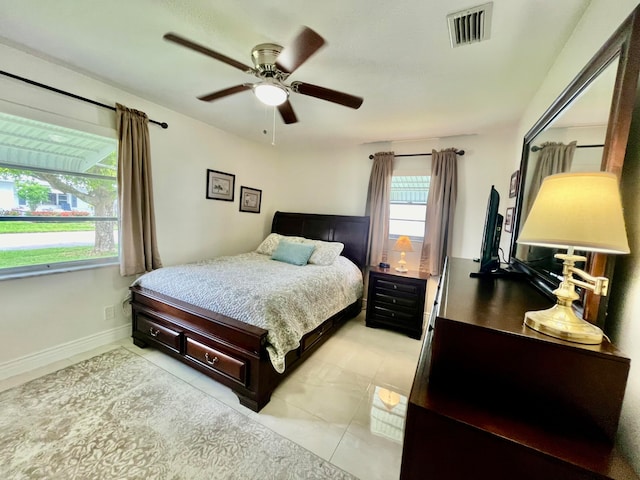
xmin=0 ymin=113 xmax=119 ymax=280
xmin=389 ymin=174 xmax=430 ymax=242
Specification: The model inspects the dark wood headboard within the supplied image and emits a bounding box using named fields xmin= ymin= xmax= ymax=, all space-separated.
xmin=271 ymin=211 xmax=370 ymax=271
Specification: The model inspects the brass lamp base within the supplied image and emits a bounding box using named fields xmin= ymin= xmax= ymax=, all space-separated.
xmin=524 ymin=304 xmax=604 ymax=345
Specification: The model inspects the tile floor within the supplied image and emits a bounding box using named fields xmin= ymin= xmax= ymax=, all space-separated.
xmin=0 ymin=312 xmax=423 ymax=480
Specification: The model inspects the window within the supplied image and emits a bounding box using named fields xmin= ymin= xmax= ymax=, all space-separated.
xmin=389 ymin=175 xmax=430 ymax=239
xmin=0 ymin=111 xmax=118 ymax=277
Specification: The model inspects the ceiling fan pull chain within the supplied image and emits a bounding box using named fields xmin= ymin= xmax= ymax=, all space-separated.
xmin=272 ymin=106 xmax=277 ymax=146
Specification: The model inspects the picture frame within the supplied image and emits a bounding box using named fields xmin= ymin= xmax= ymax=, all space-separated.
xmin=206 ymin=169 xmax=235 ymax=201
xmin=239 ymin=186 xmax=262 ymax=213
xmin=509 ymin=170 xmax=519 ymax=198
xmin=505 ymin=207 xmax=514 ymax=233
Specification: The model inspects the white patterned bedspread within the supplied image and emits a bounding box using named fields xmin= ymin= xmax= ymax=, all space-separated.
xmin=132 ymin=252 xmax=363 ymax=373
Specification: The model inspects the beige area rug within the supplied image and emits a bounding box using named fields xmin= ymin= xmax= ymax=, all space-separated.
xmin=0 ymin=348 xmax=357 ymax=480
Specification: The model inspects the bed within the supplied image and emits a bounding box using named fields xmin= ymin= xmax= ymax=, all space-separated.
xmin=130 ymin=211 xmax=370 ymax=411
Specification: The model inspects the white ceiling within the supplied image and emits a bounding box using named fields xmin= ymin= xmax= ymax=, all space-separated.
xmin=0 ymin=0 xmax=591 ymax=148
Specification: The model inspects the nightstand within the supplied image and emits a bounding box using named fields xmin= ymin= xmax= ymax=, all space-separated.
xmin=366 ymin=267 xmax=428 ymax=339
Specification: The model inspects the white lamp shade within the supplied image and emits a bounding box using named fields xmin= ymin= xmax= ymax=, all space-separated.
xmin=517 ymin=172 xmax=629 ymax=254
xmin=254 ymin=83 xmax=288 ymax=106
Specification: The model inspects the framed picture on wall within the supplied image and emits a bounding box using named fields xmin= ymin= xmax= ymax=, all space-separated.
xmin=505 ymin=207 xmax=514 ymax=233
xmin=509 ymin=170 xmax=519 ymax=198
xmin=239 ymin=186 xmax=262 ymax=213
xmin=206 ymin=169 xmax=235 ymax=201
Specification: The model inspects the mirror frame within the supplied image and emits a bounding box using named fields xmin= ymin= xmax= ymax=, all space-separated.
xmin=510 ymin=6 xmax=640 ymax=325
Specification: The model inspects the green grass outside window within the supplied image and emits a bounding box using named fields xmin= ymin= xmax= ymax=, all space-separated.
xmin=0 ymin=222 xmax=97 ymax=234
xmin=0 ymin=246 xmax=118 ymax=268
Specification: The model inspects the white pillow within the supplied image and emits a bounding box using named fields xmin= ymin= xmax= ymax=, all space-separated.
xmin=255 ymin=233 xmax=306 ymax=256
xmin=255 ymin=233 xmax=283 ymax=255
xmin=255 ymin=233 xmax=344 ymax=265
xmin=306 ymin=240 xmax=345 ymax=266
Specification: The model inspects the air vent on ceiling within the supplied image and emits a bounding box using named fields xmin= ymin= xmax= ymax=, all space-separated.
xmin=447 ymin=2 xmax=493 ymax=48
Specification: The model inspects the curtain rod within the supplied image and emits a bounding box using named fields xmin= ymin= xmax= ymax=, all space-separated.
xmin=0 ymin=70 xmax=169 ymax=129
xmin=530 ymin=143 xmax=603 ymax=152
xmin=368 ymin=150 xmax=465 ymax=159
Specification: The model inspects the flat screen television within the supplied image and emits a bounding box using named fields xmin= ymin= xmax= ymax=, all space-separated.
xmin=470 ymin=185 xmax=503 ymax=277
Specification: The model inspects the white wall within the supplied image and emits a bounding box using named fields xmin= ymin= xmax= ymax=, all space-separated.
xmin=275 ymin=129 xmax=520 ymax=272
xmin=516 ymin=0 xmax=640 ymax=472
xmin=269 ymin=143 xmax=372 ymax=217
xmin=0 ymin=181 xmax=14 ymax=210
xmin=0 ymin=43 xmax=281 ymax=369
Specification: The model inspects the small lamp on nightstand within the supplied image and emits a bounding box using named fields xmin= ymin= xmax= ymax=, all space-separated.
xmin=393 ymin=235 xmax=413 ymax=273
xmin=517 ymin=172 xmax=629 ymax=344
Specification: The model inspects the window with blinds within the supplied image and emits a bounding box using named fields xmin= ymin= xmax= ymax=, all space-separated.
xmin=0 ymin=111 xmax=118 ymax=277
xmin=389 ymin=175 xmax=430 ymax=240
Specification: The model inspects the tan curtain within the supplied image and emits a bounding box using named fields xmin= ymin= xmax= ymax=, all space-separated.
xmin=525 ymin=141 xmax=576 ymax=215
xmin=116 ymin=103 xmax=162 ymax=276
xmin=365 ymin=152 xmax=394 ymax=266
xmin=519 ymin=141 xmax=576 ymax=263
xmin=420 ymin=149 xmax=458 ymax=275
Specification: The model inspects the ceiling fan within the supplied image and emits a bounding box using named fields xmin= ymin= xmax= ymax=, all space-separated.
xmin=163 ymin=27 xmax=363 ymax=124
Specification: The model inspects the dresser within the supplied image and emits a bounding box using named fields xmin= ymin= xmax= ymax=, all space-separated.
xmin=365 ymin=267 xmax=428 ymax=339
xmin=400 ymin=257 xmax=637 ymax=480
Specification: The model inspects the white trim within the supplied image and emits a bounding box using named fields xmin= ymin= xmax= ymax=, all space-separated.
xmin=392 ymin=160 xmax=431 ymax=176
xmin=0 ymin=324 xmax=130 ymax=380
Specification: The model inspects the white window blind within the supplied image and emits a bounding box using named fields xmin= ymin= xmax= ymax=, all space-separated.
xmin=389 ymin=175 xmax=430 ymax=239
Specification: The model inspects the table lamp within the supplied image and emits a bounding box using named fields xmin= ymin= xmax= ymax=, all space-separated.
xmin=516 ymin=172 xmax=629 ymax=344
xmin=393 ymin=236 xmax=413 ymax=272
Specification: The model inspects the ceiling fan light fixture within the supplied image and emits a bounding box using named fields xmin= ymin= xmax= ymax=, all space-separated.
xmin=254 ymin=82 xmax=288 ymax=106
xmin=165 ymin=28 xmax=362 ymax=125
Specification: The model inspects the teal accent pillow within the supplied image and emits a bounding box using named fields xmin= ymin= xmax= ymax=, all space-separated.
xmin=271 ymin=240 xmax=315 ymax=266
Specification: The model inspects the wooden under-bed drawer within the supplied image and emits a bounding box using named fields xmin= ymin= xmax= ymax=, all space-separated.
xmin=135 ymin=314 xmax=181 ymax=352
xmin=301 ymin=318 xmax=334 ymax=351
xmin=185 ymin=337 xmax=247 ymax=385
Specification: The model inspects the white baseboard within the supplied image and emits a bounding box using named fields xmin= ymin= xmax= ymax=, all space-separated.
xmin=0 ymin=324 xmax=130 ymax=381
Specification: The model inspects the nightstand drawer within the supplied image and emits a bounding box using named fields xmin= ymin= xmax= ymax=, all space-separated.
xmin=186 ymin=337 xmax=247 ymax=385
xmin=374 ymin=292 xmax=419 ymax=310
xmin=376 ymin=278 xmax=418 ymax=295
xmin=135 ymin=314 xmax=181 ymax=352
xmin=372 ymin=305 xmax=416 ymax=324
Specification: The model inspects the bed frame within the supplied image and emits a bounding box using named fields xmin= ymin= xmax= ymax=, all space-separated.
xmin=130 ymin=211 xmax=370 ymax=411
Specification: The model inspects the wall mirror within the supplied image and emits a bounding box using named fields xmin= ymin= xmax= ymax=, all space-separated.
xmin=510 ymin=6 xmax=640 ymax=325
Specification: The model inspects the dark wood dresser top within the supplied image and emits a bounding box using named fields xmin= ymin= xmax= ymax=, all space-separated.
xmin=436 ymin=257 xmax=628 ymax=359
xmin=402 ymin=257 xmax=637 ymax=480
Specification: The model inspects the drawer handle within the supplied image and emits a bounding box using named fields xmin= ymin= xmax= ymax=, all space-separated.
xmin=149 ymin=327 xmax=159 ymax=337
xmin=393 ymin=285 xmax=397 ymax=289
xmin=392 ymin=299 xmax=397 ymax=304
xmin=205 ymin=352 xmax=219 ymax=365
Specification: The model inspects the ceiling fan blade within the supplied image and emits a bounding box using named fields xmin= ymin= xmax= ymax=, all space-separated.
xmin=277 ymin=101 xmax=298 ymax=124
xmin=291 ymin=81 xmax=363 ymax=109
xmin=275 ymin=27 xmax=326 ymax=74
xmin=164 ymin=33 xmax=254 ymax=73
xmin=198 ymin=85 xmax=252 ymax=102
